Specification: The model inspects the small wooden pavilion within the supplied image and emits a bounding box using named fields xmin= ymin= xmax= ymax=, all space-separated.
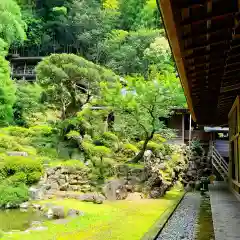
xmin=158 ymin=0 xmax=240 ymax=195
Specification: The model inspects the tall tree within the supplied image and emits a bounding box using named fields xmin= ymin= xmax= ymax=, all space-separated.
xmin=100 ymin=29 xmax=163 ymax=76
xmin=69 ymin=0 xmax=119 ymax=60
xmin=118 ymin=0 xmax=146 ymax=31
xmin=0 ymin=0 xmax=26 ymax=48
xmin=100 ymin=74 xmax=185 ymax=162
xmin=0 ymin=0 xmax=26 ymax=126
xmin=36 ymin=54 xmax=119 ymax=120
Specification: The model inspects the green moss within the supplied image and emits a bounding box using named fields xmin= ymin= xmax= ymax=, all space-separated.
xmin=50 ymin=160 xmax=87 ymax=170
xmin=196 ymin=196 xmax=215 ymax=240
xmin=4 ymin=190 xmax=183 ymax=240
xmin=127 ymin=163 xmax=144 ymax=169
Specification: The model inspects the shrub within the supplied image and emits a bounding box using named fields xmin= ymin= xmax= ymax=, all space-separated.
xmin=1 ymin=126 xmax=31 ymax=138
xmin=6 ymin=172 xmax=27 ymax=186
xmin=152 ymin=134 xmax=166 ymax=143
xmin=27 ymin=171 xmax=43 ymax=185
xmin=51 ymin=160 xmax=87 ymax=170
xmin=66 ymin=130 xmax=81 ymax=140
xmin=3 ymin=156 xmax=43 ymax=185
xmin=147 ymin=141 xmax=164 ymax=153
xmin=93 ymin=132 xmax=119 ymax=150
xmin=29 ymin=125 xmax=53 ymax=137
xmin=137 ymin=141 xmax=164 ymax=153
xmin=103 ymin=132 xmax=119 ymax=142
xmin=0 ymin=184 xmax=29 ymax=208
xmin=122 ymin=143 xmax=139 ymax=157
xmin=0 ymin=134 xmax=23 ymax=152
xmin=92 ymin=146 xmax=112 ymax=158
xmin=89 ymin=157 xmax=115 ymax=181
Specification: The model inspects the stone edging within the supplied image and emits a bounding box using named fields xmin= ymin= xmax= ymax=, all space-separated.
xmin=141 ymin=191 xmax=186 ymax=240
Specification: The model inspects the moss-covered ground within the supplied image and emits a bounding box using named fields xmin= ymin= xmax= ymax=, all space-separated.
xmin=2 ymin=190 xmax=183 ymax=240
xmin=195 ymin=195 xmax=215 ymax=240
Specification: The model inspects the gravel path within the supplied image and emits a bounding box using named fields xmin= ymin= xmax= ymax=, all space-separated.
xmin=157 ymin=192 xmax=201 ymax=240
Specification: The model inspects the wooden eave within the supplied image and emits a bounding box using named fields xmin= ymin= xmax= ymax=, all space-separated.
xmin=158 ymin=0 xmax=196 ymax=122
xmin=158 ymin=0 xmax=240 ymax=125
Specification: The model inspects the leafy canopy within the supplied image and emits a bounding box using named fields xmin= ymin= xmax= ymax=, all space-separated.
xmin=36 ymin=54 xmax=119 ymax=119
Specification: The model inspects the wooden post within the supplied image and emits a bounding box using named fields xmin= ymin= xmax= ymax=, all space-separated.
xmin=182 ymin=114 xmax=185 ymax=143
xmin=189 ymin=114 xmax=192 ymax=147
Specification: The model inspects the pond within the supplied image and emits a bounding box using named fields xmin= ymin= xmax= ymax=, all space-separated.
xmin=0 ymin=209 xmax=46 ymax=232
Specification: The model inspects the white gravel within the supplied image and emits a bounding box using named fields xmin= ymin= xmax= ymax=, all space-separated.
xmin=157 ymin=192 xmax=200 ymax=240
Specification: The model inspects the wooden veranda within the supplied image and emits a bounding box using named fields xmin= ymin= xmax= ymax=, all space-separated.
xmin=158 ymin=0 xmax=240 ymax=125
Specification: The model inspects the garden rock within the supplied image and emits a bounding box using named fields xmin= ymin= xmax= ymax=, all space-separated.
xmin=78 ymin=193 xmax=105 ymax=204
xmin=103 ymin=179 xmax=128 ymax=200
xmin=59 ymin=183 xmax=69 ymax=191
xmin=67 ymin=209 xmax=84 ymax=217
xmin=43 ymin=166 xmax=90 ymax=192
xmin=29 ymin=186 xmax=45 ymax=200
xmin=47 ymin=206 xmax=65 ymax=219
xmin=144 ymin=150 xmax=153 ymax=162
xmin=7 ymin=151 xmax=28 ymax=157
xmin=32 ymin=204 xmax=42 ymax=210
xmin=159 ymin=163 xmax=167 ymax=170
xmin=20 ymin=202 xmax=30 ymax=209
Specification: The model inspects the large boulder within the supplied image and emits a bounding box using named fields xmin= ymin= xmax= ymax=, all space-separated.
xmin=29 ymin=186 xmax=45 ymax=200
xmin=144 ymin=150 xmax=153 ymax=162
xmin=103 ymin=179 xmax=128 ymax=201
xmin=47 ymin=206 xmax=65 ymax=219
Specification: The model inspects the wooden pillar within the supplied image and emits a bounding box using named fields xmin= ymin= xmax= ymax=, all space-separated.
xmin=182 ymin=114 xmax=185 ymax=143
xmin=189 ymin=114 xmax=192 ymax=147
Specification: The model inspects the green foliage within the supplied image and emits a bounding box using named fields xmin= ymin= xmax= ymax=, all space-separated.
xmin=51 ymin=160 xmax=87 ymax=170
xmin=1 ymin=126 xmax=31 ymax=138
xmin=13 ymin=81 xmax=43 ymax=126
xmin=6 ymin=172 xmax=27 ymax=186
xmin=118 ymin=0 xmax=146 ymax=30
xmin=93 ymin=132 xmax=119 ymax=150
xmin=152 ymin=134 xmax=166 ymax=143
xmin=101 ymin=76 xmax=173 ymax=140
xmin=69 ymin=0 xmax=119 ymax=61
xmin=91 ymin=146 xmax=112 ymax=158
xmin=102 ymin=132 xmax=119 ymax=142
xmin=2 ymin=156 xmax=43 ymax=185
xmin=146 ymin=141 xmax=164 ymax=153
xmin=0 ymin=184 xmax=29 ymax=208
xmin=36 ymin=54 xmax=118 ymax=119
xmin=0 ymin=133 xmax=27 ymax=153
xmin=122 ymin=143 xmax=139 ymax=157
xmin=191 ymin=139 xmax=204 ymax=156
xmin=0 ymin=57 xmax=16 ymax=126
xmin=0 ymin=0 xmax=26 ymax=49
xmin=89 ymin=156 xmax=115 ymax=181
xmin=66 ymin=130 xmax=80 ymax=140
xmin=133 ymin=0 xmax=161 ymax=30
xmin=100 ymin=29 xmax=163 ymax=76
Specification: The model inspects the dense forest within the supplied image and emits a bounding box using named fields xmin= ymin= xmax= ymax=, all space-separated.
xmin=0 ymin=0 xmax=188 ymax=216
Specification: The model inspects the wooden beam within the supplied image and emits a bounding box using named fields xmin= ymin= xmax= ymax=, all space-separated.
xmin=184 ymin=39 xmax=228 ymax=52
xmin=159 ymin=0 xmax=196 ymax=121
xmin=220 ymin=83 xmax=240 ymax=93
xmin=182 ymin=28 xmax=231 ymax=40
xmin=181 ymin=12 xmax=236 ymax=26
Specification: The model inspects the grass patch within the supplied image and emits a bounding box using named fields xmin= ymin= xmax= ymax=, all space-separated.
xmin=195 ymin=195 xmax=215 ymax=240
xmin=2 ymin=190 xmax=183 ymax=240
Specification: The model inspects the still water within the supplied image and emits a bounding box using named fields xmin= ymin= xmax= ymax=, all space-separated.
xmin=0 ymin=209 xmax=45 ymax=232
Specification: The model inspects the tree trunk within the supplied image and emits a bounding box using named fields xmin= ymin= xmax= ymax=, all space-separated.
xmin=131 ymin=138 xmax=150 ymax=163
xmin=131 ymin=131 xmax=155 ymax=163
